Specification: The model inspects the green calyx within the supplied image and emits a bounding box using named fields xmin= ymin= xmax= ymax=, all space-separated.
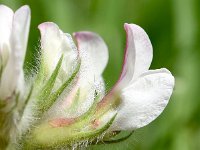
xmin=24 ymin=113 xmax=117 ymax=149
xmin=18 ymin=51 xmax=122 ymax=149
xmin=23 ymin=90 xmax=117 ymax=149
xmin=38 ymin=55 xmax=64 ymax=102
xmin=35 ymin=56 xmax=81 ymax=117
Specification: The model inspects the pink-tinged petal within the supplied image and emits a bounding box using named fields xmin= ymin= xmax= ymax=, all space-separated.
xmin=49 ymin=118 xmax=76 ymax=127
xmin=73 ymin=31 xmax=109 ymax=76
xmin=38 ymin=22 xmax=61 ymax=51
xmin=118 ymin=23 xmax=153 ymax=88
xmin=0 ymin=5 xmax=13 ymax=45
xmin=98 ymin=24 xmax=153 ymax=107
xmin=38 ymin=23 xmax=100 ymax=119
xmin=38 ymin=22 xmax=77 ymax=77
xmin=38 ymin=22 xmax=61 ymax=73
xmin=56 ymin=31 xmax=108 ymax=118
xmin=111 ymin=68 xmax=174 ymax=130
xmin=38 ymin=22 xmax=64 ymax=72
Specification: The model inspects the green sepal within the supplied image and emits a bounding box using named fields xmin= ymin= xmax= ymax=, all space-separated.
xmin=61 ymin=92 xmax=101 ymax=129
xmin=37 ymin=59 xmax=81 ymax=115
xmin=67 ymin=88 xmax=80 ymax=114
xmin=38 ymin=55 xmax=64 ymax=101
xmin=97 ymin=130 xmax=134 ymax=144
xmin=19 ymin=85 xmax=34 ymax=118
xmin=0 ymin=64 xmax=3 ymax=84
xmin=77 ymin=92 xmax=100 ymax=121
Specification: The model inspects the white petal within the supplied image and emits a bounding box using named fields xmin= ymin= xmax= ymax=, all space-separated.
xmin=38 ymin=23 xmax=97 ymax=118
xmin=60 ymin=55 xmax=105 ymax=117
xmin=59 ymin=32 xmax=108 ymax=117
xmin=50 ymin=31 xmax=108 ymax=118
xmin=0 ymin=5 xmax=13 ymax=45
xmin=0 ymin=5 xmax=13 ymax=68
xmin=111 ymin=69 xmax=174 ymax=130
xmin=11 ymin=5 xmax=30 ymax=64
xmin=38 ymin=22 xmax=77 ymax=79
xmin=118 ymin=23 xmax=153 ymax=88
xmin=73 ymin=31 xmax=109 ymax=76
xmin=0 ymin=5 xmax=30 ymax=98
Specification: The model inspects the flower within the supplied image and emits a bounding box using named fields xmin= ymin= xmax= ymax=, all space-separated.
xmin=0 ymin=5 xmax=30 ymax=149
xmin=0 ymin=4 xmax=174 ymax=150
xmin=0 ymin=5 xmax=30 ymax=100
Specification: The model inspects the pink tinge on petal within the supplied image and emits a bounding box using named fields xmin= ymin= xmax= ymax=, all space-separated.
xmin=49 ymin=118 xmax=76 ymax=128
xmin=38 ymin=23 xmax=46 ymax=37
xmin=73 ymin=31 xmax=108 ymax=76
xmin=38 ymin=22 xmax=57 ymax=36
xmin=97 ymin=24 xmax=133 ymax=108
xmin=91 ymin=119 xmax=100 ymax=129
xmin=119 ymin=23 xmax=131 ymax=81
xmin=38 ymin=22 xmax=54 ymax=33
xmin=97 ymin=23 xmax=153 ymax=108
xmin=118 ymin=23 xmax=153 ymax=87
xmin=38 ymin=22 xmax=56 ymax=47
xmin=73 ymin=31 xmax=99 ymax=53
xmin=61 ymin=77 xmax=80 ymax=109
xmin=73 ymin=32 xmax=94 ymax=43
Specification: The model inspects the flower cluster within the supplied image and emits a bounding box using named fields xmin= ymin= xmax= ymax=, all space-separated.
xmin=0 ymin=5 xmax=174 ymax=149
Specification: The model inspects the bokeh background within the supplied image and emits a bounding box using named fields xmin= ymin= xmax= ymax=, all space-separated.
xmin=1 ymin=0 xmax=200 ymax=149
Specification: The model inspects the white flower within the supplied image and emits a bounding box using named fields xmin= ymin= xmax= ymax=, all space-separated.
xmin=0 ymin=5 xmax=30 ymax=150
xmin=22 ymin=22 xmax=174 ymax=148
xmin=0 ymin=5 xmax=174 ymax=149
xmin=0 ymin=5 xmax=30 ymax=100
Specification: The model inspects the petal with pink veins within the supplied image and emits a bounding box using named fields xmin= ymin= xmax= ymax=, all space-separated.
xmin=117 ymin=23 xmax=153 ymax=89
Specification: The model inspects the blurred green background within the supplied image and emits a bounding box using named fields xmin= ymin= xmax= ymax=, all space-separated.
xmin=1 ymin=0 xmax=200 ymax=149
